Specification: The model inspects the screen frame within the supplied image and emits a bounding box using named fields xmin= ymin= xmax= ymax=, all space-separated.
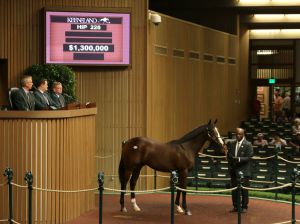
xmin=43 ymin=7 xmax=131 ymax=66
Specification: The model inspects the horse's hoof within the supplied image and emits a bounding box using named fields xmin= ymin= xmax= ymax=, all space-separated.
xmin=133 ymin=205 xmax=141 ymax=212
xmin=185 ymin=210 xmax=192 ymax=216
xmin=131 ymin=198 xmax=141 ymax=211
xmin=121 ymin=207 xmax=128 ymax=212
xmin=176 ymin=205 xmax=184 ymax=214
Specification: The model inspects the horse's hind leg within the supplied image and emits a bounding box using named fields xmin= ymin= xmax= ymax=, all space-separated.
xmin=130 ymin=166 xmax=142 ymax=211
xmin=182 ymin=190 xmax=191 ymax=215
xmin=120 ymin=170 xmax=131 ymax=212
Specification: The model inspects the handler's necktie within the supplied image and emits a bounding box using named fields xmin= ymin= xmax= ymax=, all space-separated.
xmin=235 ymin=142 xmax=241 ymax=157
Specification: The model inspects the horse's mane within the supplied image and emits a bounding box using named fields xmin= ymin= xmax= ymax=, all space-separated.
xmin=168 ymin=123 xmax=211 ymax=145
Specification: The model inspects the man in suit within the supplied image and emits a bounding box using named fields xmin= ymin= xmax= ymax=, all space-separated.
xmin=11 ymin=75 xmax=35 ymax=111
xmin=34 ymin=79 xmax=57 ymax=110
xmin=227 ymin=128 xmax=253 ymax=213
xmin=50 ymin=82 xmax=66 ymax=109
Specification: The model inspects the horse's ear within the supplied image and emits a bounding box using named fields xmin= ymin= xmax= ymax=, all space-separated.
xmin=214 ymin=119 xmax=218 ymax=124
xmin=208 ymin=119 xmax=211 ymax=125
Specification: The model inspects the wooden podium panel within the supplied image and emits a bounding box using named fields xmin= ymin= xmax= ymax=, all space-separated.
xmin=0 ymin=108 xmax=97 ymax=223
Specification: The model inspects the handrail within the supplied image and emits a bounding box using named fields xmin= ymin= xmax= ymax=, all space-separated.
xmin=0 ymin=107 xmax=97 ymax=119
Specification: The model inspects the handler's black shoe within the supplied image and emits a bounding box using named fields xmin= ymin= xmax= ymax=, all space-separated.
xmin=229 ymin=207 xmax=238 ymax=213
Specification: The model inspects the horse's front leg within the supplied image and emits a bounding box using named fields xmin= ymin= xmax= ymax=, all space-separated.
xmin=181 ymin=190 xmax=192 ymax=215
xmin=179 ymin=170 xmax=192 ymax=215
xmin=175 ymin=189 xmax=184 ymax=213
xmin=130 ymin=167 xmax=142 ymax=211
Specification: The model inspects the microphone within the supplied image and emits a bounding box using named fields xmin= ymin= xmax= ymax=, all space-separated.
xmin=62 ymin=93 xmax=79 ymax=104
xmin=62 ymin=93 xmax=73 ymax=100
xmin=31 ymin=85 xmax=37 ymax=91
xmin=63 ymin=93 xmax=71 ymax=97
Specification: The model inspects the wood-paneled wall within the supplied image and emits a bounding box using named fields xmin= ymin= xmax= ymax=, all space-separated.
xmin=0 ymin=108 xmax=96 ymax=223
xmin=147 ymin=14 xmax=249 ymax=187
xmin=0 ymin=0 xmax=148 ymax=194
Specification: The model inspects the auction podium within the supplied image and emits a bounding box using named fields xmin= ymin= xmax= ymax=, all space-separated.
xmin=0 ymin=107 xmax=97 ymax=223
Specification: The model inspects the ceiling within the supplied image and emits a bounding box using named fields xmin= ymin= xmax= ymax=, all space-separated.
xmin=149 ymin=0 xmax=300 ymax=34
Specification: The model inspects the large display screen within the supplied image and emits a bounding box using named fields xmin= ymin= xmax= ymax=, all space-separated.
xmin=45 ymin=11 xmax=130 ymax=65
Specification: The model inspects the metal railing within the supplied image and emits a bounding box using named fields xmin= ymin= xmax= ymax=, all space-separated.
xmin=1 ymin=167 xmax=300 ymax=224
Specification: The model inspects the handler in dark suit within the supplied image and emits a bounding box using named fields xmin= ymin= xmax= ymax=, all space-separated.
xmin=227 ymin=128 xmax=253 ymax=213
xmin=11 ymin=75 xmax=35 ymax=111
xmin=34 ymin=79 xmax=57 ymax=110
xmin=50 ymin=82 xmax=66 ymax=109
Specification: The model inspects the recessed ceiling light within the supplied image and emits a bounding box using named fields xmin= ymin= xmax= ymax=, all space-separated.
xmin=250 ymin=29 xmax=281 ymax=33
xmin=285 ymin=14 xmax=300 ymax=19
xmin=238 ymin=0 xmax=300 ymax=5
xmin=254 ymin=14 xmax=284 ymax=19
xmin=272 ymin=0 xmax=300 ymax=5
xmin=281 ymin=29 xmax=300 ymax=33
xmin=238 ymin=0 xmax=269 ymax=5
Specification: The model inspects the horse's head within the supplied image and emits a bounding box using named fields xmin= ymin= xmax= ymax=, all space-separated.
xmin=169 ymin=120 xmax=226 ymax=155
xmin=206 ymin=119 xmax=225 ymax=148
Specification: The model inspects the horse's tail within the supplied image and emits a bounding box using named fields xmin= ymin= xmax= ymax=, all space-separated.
xmin=118 ymin=141 xmax=126 ymax=184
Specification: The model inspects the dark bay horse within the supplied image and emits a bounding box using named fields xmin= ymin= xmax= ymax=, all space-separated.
xmin=118 ymin=120 xmax=225 ymax=215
